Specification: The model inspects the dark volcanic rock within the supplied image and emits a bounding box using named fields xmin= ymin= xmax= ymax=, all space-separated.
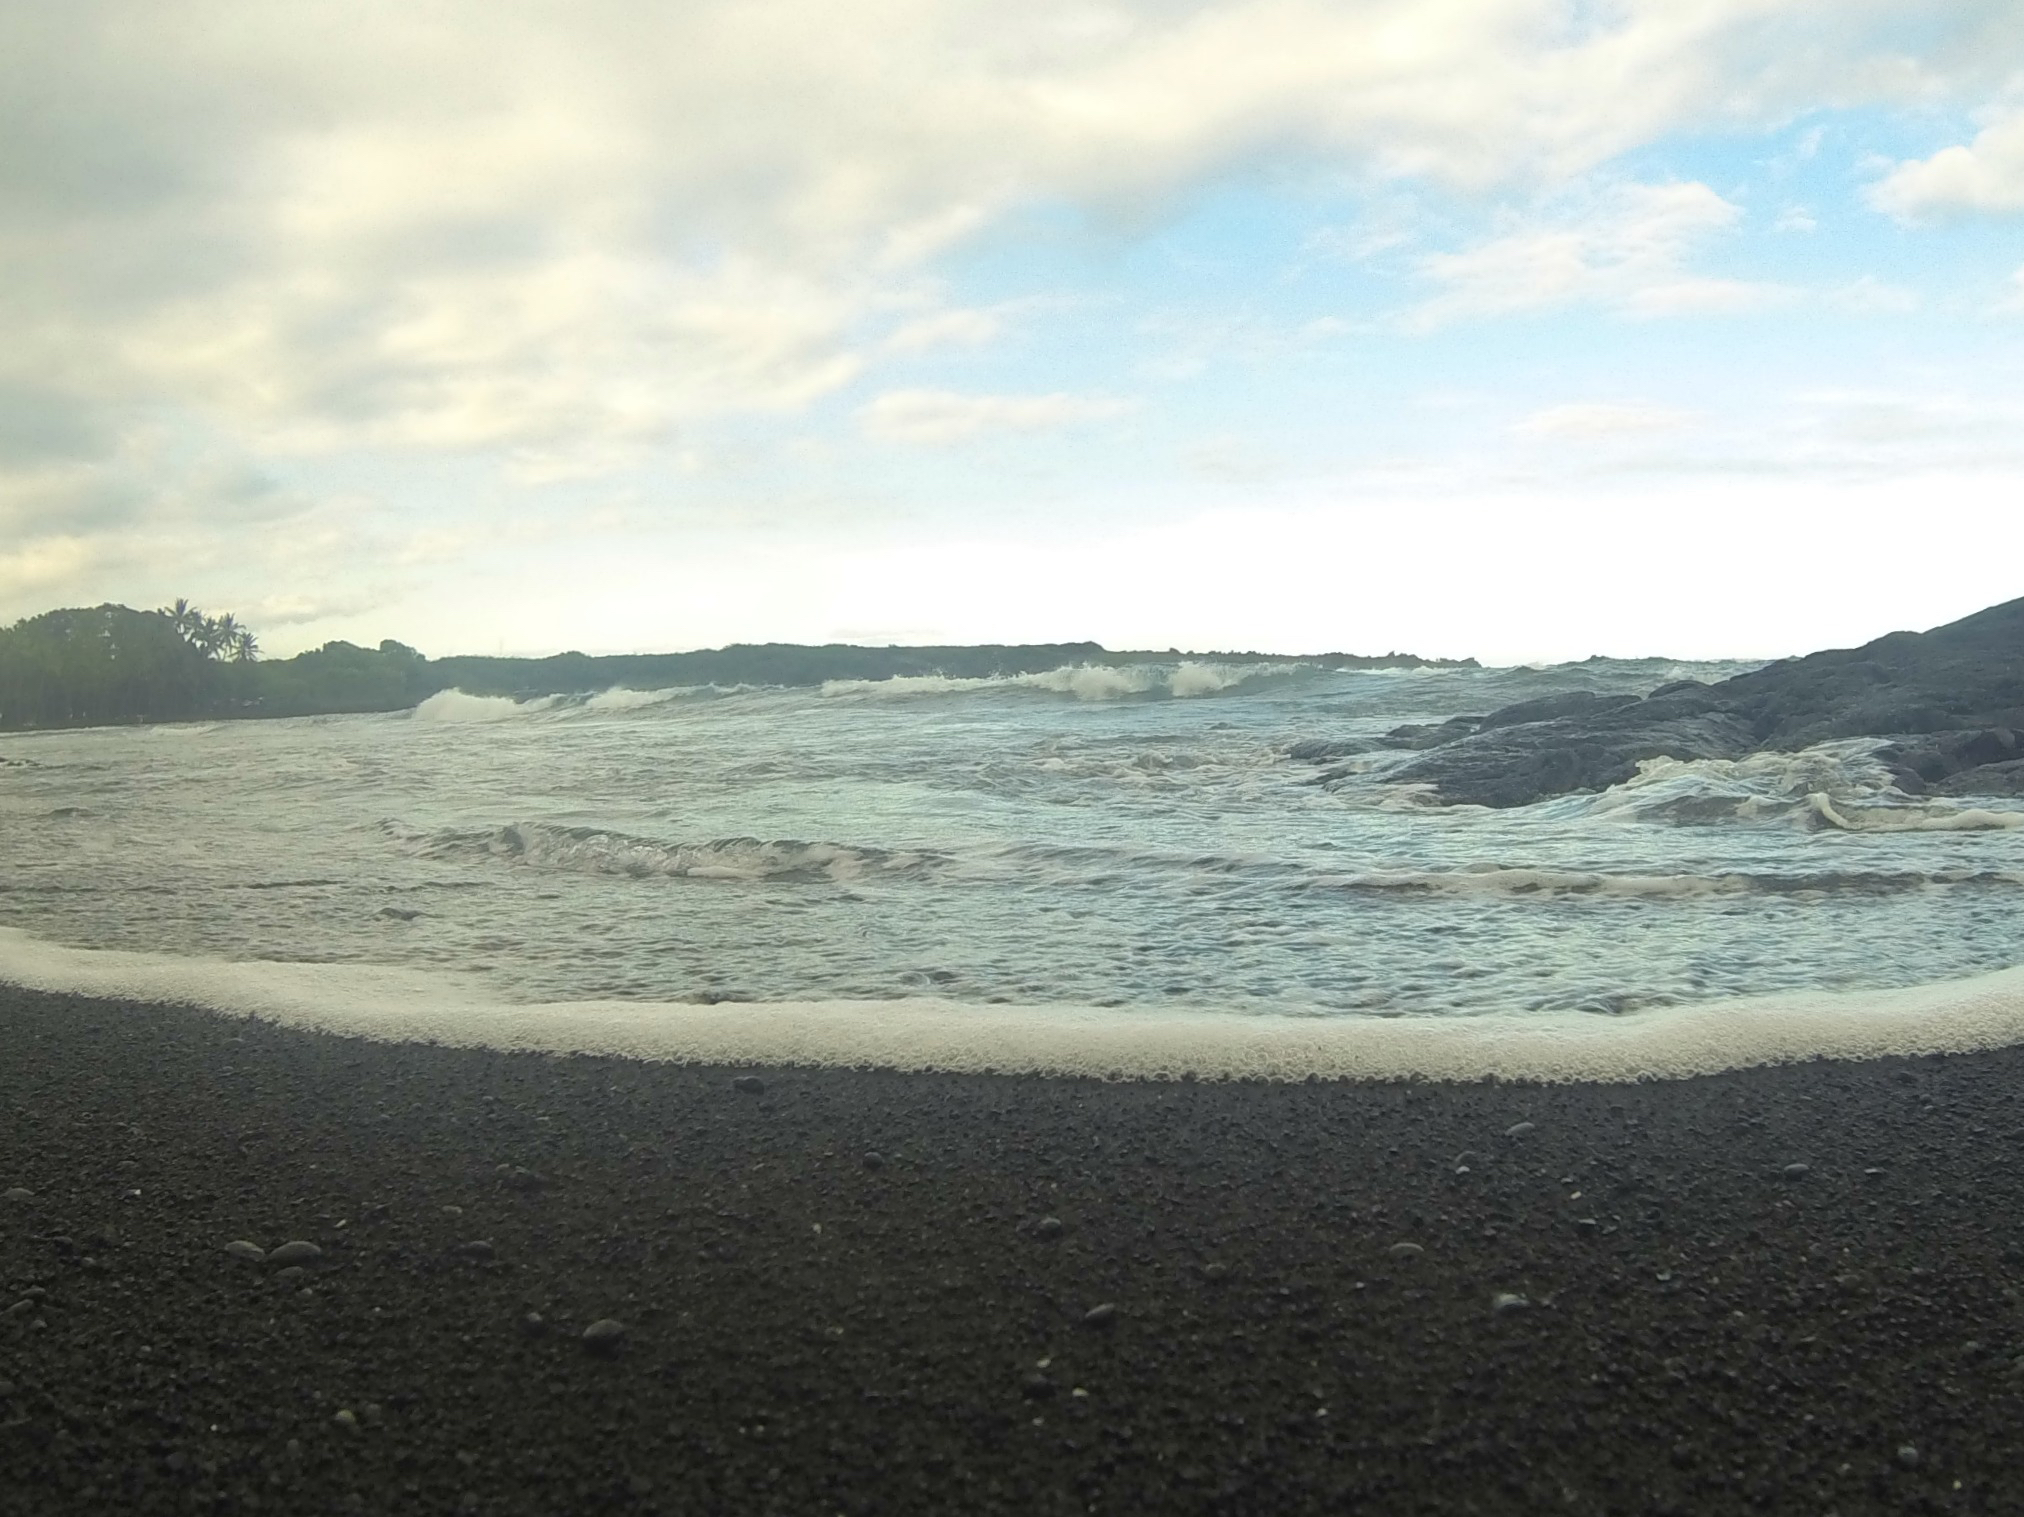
xmin=1931 ymin=757 xmax=2024 ymax=797
xmin=1392 ymin=596 xmax=2024 ymax=807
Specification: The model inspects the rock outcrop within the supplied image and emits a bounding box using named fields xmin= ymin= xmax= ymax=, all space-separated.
xmin=1349 ymin=596 xmax=2024 ymax=808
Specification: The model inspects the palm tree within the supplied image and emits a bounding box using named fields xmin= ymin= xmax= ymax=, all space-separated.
xmin=231 ymin=629 xmax=259 ymax=664
xmin=160 ymin=598 xmax=201 ymax=643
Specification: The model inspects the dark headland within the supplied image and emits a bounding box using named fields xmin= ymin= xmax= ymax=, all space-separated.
xmin=6 ymin=985 xmax=2024 ymax=1515
xmin=1341 ymin=595 xmax=2024 ymax=807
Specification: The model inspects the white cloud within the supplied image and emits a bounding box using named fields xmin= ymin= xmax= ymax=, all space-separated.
xmin=884 ymin=308 xmax=1006 ymax=354
xmin=1410 ymin=181 xmax=1786 ymax=325
xmin=3 ymin=1 xmax=2008 ymax=463
xmin=1870 ymin=111 xmax=2024 ymax=218
xmin=5 ymin=0 xmax=2024 ymax=633
xmin=1774 ymin=205 xmax=1817 ymax=232
xmin=1513 ymin=403 xmax=1692 ymax=440
xmin=858 ymin=389 xmax=1132 ymax=444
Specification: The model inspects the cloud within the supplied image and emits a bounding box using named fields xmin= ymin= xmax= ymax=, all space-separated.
xmin=883 ymin=307 xmax=1006 ymax=354
xmin=3 ymin=2 xmax=2010 ymax=464
xmin=1870 ymin=111 xmax=2024 ymax=218
xmin=1410 ymin=181 xmax=1786 ymax=326
xmin=6 ymin=0 xmax=2024 ymax=633
xmin=858 ymin=389 xmax=1132 ymax=444
xmin=1513 ymin=403 xmax=1693 ymax=440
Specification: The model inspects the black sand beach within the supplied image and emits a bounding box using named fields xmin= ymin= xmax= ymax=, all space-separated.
xmin=4 ymin=986 xmax=2023 ymax=1515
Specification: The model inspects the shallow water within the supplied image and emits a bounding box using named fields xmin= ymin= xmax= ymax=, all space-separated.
xmin=3 ymin=657 xmax=2021 ymax=1030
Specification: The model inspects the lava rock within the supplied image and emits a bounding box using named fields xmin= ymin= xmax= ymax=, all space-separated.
xmin=267 ymin=1240 xmax=323 ymax=1267
xmin=222 ymin=1240 xmax=266 ymax=1263
xmin=1082 ymin=1303 xmax=1118 ymax=1329
xmin=582 ymin=1319 xmax=627 ymax=1356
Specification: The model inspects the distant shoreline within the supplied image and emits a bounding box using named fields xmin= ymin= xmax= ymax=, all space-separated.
xmin=0 ymin=601 xmax=1475 ymax=732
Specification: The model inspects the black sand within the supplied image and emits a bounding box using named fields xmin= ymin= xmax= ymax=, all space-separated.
xmin=4 ymin=986 xmax=2023 ymax=1515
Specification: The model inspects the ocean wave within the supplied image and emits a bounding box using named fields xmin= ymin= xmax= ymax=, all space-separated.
xmin=410 ymin=690 xmax=559 ymax=723
xmin=1309 ymin=864 xmax=2024 ymax=899
xmin=8 ymin=925 xmax=2024 ymax=1084
xmin=984 ymin=839 xmax=2020 ymax=900
xmin=821 ymin=661 xmax=1259 ymax=702
xmin=1543 ymin=741 xmax=2024 ymax=831
xmin=390 ymin=820 xmax=942 ymax=882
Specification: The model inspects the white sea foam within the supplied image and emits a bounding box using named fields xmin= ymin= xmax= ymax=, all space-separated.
xmin=411 ymin=689 xmax=556 ymax=723
xmin=6 ymin=927 xmax=2024 ymax=1085
xmin=579 ymin=686 xmax=683 ymax=713
xmin=394 ymin=821 xmax=936 ymax=882
xmin=1560 ymin=742 xmax=2024 ymax=831
xmin=821 ymin=661 xmax=1254 ymax=701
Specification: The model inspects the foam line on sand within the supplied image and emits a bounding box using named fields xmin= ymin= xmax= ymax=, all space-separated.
xmin=7 ymin=927 xmax=2024 ymax=1083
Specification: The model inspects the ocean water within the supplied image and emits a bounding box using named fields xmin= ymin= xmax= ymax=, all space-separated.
xmin=4 ymin=657 xmax=2024 ymax=1078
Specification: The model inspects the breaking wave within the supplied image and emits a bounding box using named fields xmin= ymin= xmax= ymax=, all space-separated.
xmin=388 ymin=820 xmax=941 ymax=882
xmin=1556 ymin=742 xmax=2024 ymax=831
xmin=822 ymin=661 xmax=1258 ymax=701
xmin=410 ymin=690 xmax=558 ymax=723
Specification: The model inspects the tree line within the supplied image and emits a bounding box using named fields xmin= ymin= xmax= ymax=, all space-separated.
xmin=0 ymin=600 xmax=1471 ymax=731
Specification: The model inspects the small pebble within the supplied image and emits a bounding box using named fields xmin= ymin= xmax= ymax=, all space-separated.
xmin=1782 ymin=1163 xmax=1812 ymax=1180
xmin=267 ymin=1240 xmax=323 ymax=1267
xmin=1201 ymin=1262 xmax=1229 ymax=1282
xmin=275 ymin=1266 xmax=307 ymax=1284
xmin=1082 ymin=1302 xmax=1118 ymax=1329
xmin=582 ymin=1318 xmax=627 ymax=1355
xmin=1896 ymin=1444 xmax=1920 ymax=1470
xmin=861 ymin=1151 xmax=885 ymax=1171
xmin=1504 ymin=1121 xmax=1536 ymax=1139
xmin=454 ymin=1240 xmax=496 ymax=1263
xmin=333 ymin=1409 xmax=359 ymax=1432
xmin=732 ymin=1075 xmax=766 ymax=1095
xmin=1031 ymin=1216 xmax=1064 ymax=1241
xmin=2 ymin=1187 xmax=32 ymax=1204
xmin=223 ymin=1241 xmax=266 ymax=1263
xmin=1492 ymin=1292 xmax=1531 ymax=1315
xmin=1387 ymin=1242 xmax=1425 ymax=1260
xmin=521 ymin=1311 xmax=548 ymax=1337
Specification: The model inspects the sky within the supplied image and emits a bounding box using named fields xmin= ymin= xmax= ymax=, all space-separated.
xmin=3 ymin=1 xmax=2023 ymax=665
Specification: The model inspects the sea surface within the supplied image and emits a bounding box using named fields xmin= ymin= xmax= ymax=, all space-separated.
xmin=4 ymin=657 xmax=2023 ymax=1037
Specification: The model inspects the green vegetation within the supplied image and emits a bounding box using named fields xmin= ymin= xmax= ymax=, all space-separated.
xmin=0 ymin=604 xmax=249 ymax=728
xmin=0 ymin=601 xmax=1473 ymax=731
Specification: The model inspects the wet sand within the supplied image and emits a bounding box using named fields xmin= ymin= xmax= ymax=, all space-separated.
xmin=3 ymin=984 xmax=2022 ymax=1515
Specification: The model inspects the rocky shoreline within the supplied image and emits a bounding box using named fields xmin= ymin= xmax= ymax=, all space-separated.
xmin=1330 ymin=596 xmax=2024 ymax=807
xmin=5 ymin=985 xmax=2024 ymax=1514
